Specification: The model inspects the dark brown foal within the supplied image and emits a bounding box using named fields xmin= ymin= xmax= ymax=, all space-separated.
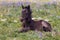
xmin=19 ymin=5 xmax=52 ymax=33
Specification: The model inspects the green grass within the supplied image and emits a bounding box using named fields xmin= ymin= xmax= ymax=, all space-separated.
xmin=0 ymin=3 xmax=60 ymax=40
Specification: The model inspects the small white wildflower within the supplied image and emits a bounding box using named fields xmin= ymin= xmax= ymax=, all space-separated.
xmin=37 ymin=17 xmax=43 ymax=20
xmin=14 ymin=20 xmax=17 ymax=23
xmin=13 ymin=38 xmax=16 ymax=40
xmin=32 ymin=17 xmax=43 ymax=20
xmin=0 ymin=18 xmax=7 ymax=22
xmin=44 ymin=19 xmax=49 ymax=22
xmin=32 ymin=17 xmax=37 ymax=20
xmin=0 ymin=14 xmax=3 ymax=17
xmin=40 ymin=9 xmax=43 ymax=12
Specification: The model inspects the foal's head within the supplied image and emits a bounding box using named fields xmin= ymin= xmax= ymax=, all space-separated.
xmin=21 ymin=5 xmax=32 ymax=18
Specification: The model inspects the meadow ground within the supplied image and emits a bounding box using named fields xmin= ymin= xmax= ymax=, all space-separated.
xmin=0 ymin=2 xmax=60 ymax=40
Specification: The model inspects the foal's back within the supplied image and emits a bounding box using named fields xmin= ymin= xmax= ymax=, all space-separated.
xmin=30 ymin=20 xmax=52 ymax=32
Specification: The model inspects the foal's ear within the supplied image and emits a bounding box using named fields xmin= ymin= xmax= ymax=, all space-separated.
xmin=22 ymin=5 xmax=24 ymax=9
xmin=27 ymin=5 xmax=30 ymax=9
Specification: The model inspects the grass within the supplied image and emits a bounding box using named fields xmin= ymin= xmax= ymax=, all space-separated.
xmin=0 ymin=3 xmax=60 ymax=40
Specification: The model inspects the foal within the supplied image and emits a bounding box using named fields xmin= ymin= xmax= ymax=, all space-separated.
xmin=19 ymin=5 xmax=52 ymax=33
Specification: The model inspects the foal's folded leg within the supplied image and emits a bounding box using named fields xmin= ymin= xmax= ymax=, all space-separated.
xmin=18 ymin=27 xmax=30 ymax=33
